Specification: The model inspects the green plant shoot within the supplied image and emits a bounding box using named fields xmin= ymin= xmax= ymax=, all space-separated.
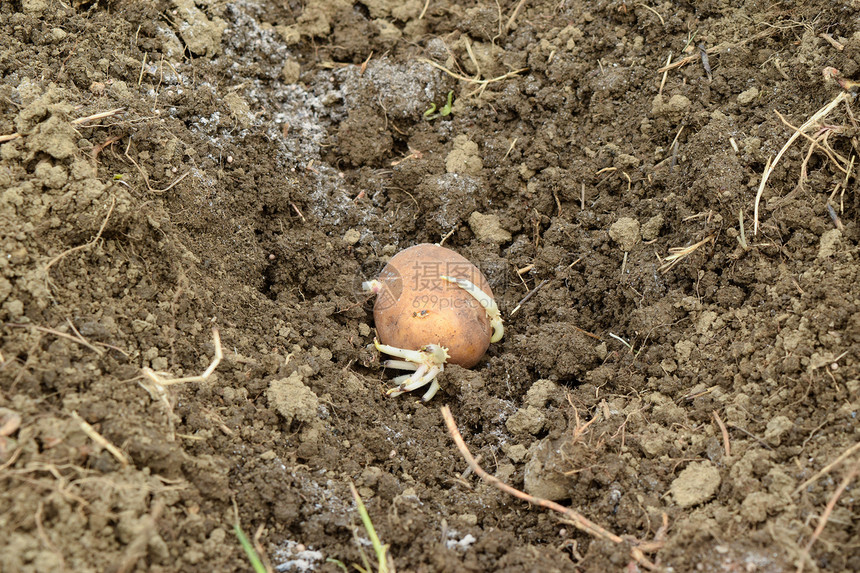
xmin=424 ymin=91 xmax=454 ymax=120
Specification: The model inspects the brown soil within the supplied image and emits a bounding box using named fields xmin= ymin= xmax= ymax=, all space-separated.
xmin=1 ymin=1 xmax=859 ymax=572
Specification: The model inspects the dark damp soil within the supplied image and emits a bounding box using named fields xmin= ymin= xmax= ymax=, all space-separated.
xmin=1 ymin=1 xmax=859 ymax=572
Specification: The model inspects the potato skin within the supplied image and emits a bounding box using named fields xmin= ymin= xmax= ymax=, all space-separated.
xmin=373 ymin=244 xmax=494 ymax=368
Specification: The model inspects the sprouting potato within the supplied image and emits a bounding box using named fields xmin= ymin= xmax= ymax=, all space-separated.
xmin=363 ymin=243 xmax=503 ymax=401
xmin=374 ymin=243 xmax=495 ymax=367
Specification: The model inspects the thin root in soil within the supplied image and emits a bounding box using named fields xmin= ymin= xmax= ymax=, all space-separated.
xmin=440 ymin=406 xmax=668 ymax=570
xmin=139 ymin=326 xmax=222 ymax=440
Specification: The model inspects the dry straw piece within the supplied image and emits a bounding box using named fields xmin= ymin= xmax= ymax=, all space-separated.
xmin=0 ymin=107 xmax=124 ymax=143
xmin=658 ymin=235 xmax=715 ymax=273
xmin=754 ymin=71 xmax=854 ymax=235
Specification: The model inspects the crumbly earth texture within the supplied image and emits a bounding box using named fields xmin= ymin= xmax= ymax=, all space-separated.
xmin=1 ymin=1 xmax=858 ymax=572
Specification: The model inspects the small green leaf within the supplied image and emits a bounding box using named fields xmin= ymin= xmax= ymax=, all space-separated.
xmin=233 ymin=524 xmax=267 ymax=573
xmin=439 ymin=91 xmax=454 ymax=116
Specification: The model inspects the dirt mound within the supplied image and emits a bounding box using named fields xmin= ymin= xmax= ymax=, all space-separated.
xmin=1 ymin=1 xmax=858 ymax=571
